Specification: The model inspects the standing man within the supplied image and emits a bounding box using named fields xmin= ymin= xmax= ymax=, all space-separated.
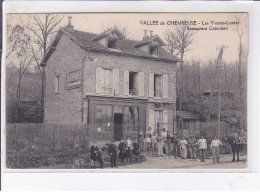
xmin=188 ymin=135 xmax=198 ymax=161
xmin=179 ymin=137 xmax=188 ymax=159
xmin=138 ymin=129 xmax=144 ymax=151
xmin=108 ymin=139 xmax=117 ymax=168
xmin=157 ymin=132 xmax=164 ymax=157
xmin=210 ymin=135 xmax=223 ymax=163
xmin=151 ymin=132 xmax=158 ymax=157
xmin=126 ymin=136 xmax=133 ymax=163
xmin=171 ymin=133 xmax=179 ymax=158
xmin=145 ymin=134 xmax=152 ymax=156
xmin=161 ymin=128 xmax=167 ymax=154
xmin=90 ymin=142 xmax=98 ymax=169
xmin=166 ymin=131 xmax=172 ymax=156
xmin=198 ymin=135 xmax=207 ymax=162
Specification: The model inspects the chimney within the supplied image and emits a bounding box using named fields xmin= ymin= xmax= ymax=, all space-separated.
xmin=150 ymin=31 xmax=153 ymax=37
xmin=143 ymin=30 xmax=148 ymax=40
xmin=66 ymin=16 xmax=74 ymax=31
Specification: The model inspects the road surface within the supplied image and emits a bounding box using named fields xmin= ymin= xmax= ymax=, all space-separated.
xmin=117 ymin=154 xmax=247 ymax=169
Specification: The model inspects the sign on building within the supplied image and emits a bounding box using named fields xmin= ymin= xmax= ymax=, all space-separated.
xmin=66 ymin=70 xmax=82 ymax=90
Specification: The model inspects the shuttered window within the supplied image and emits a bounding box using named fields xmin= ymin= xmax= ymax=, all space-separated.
xmin=124 ymin=70 xmax=129 ymax=95
xmin=163 ymin=75 xmax=168 ymax=98
xmin=138 ymin=72 xmax=145 ymax=97
xmin=149 ymin=73 xmax=154 ymax=97
xmin=154 ymin=74 xmax=162 ymax=98
xmin=113 ymin=69 xmax=119 ymax=95
xmin=96 ymin=67 xmax=102 ymax=94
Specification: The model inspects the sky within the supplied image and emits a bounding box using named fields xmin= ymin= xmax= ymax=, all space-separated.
xmin=7 ymin=12 xmax=248 ymax=64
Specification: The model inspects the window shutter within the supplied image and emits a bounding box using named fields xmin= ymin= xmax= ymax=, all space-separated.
xmin=163 ymin=111 xmax=169 ymax=131
xmin=149 ymin=110 xmax=155 ymax=133
xmin=123 ymin=70 xmax=129 ymax=96
xmin=163 ymin=74 xmax=168 ymax=99
xmin=55 ymin=76 xmax=59 ymax=93
xmin=96 ymin=67 xmax=102 ymax=94
xmin=113 ymin=69 xmax=119 ymax=95
xmin=138 ymin=72 xmax=144 ymax=97
xmin=149 ymin=73 xmax=154 ymax=97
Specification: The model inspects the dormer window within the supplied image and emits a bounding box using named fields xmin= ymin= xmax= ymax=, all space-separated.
xmin=108 ymin=38 xmax=118 ymax=49
xmin=150 ymin=46 xmax=159 ymax=56
xmin=134 ymin=31 xmax=165 ymax=56
xmin=92 ymin=28 xmax=125 ymax=50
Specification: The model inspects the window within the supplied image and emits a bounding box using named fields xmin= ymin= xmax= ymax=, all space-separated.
xmin=124 ymin=106 xmax=139 ymax=132
xmin=154 ymin=110 xmax=163 ymax=131
xmin=102 ymin=69 xmax=113 ymax=94
xmin=154 ymin=74 xmax=162 ymax=97
xmin=96 ymin=105 xmax=112 ymax=132
xmin=55 ymin=75 xmax=60 ymax=93
xmin=108 ymin=39 xmax=118 ymax=49
xmin=150 ymin=46 xmax=159 ymax=56
xmin=129 ymin=72 xmax=138 ymax=96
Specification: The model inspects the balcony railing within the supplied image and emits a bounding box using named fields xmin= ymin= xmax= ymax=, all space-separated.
xmin=129 ymin=88 xmax=138 ymax=96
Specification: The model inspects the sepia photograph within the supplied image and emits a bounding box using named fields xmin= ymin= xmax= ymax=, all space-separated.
xmin=4 ymin=12 xmax=248 ymax=170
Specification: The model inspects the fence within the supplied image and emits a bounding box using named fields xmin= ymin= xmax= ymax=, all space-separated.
xmin=6 ymin=123 xmax=144 ymax=168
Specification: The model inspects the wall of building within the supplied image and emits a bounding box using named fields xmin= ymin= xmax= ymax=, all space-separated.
xmin=44 ymin=34 xmax=85 ymax=124
xmin=83 ymin=51 xmax=177 ymax=102
xmin=44 ymin=32 xmax=177 ymax=134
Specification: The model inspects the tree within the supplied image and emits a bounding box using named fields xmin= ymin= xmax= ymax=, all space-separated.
xmin=23 ymin=14 xmax=64 ymax=119
xmin=7 ymin=24 xmax=34 ymax=122
xmin=6 ymin=25 xmax=30 ymax=58
xmin=102 ymin=21 xmax=131 ymax=38
xmin=164 ymin=25 xmax=196 ymax=112
xmin=164 ymin=25 xmax=196 ymax=133
xmin=234 ymin=15 xmax=248 ymax=98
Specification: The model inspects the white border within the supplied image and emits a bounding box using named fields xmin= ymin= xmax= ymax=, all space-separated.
xmin=2 ymin=0 xmax=260 ymax=190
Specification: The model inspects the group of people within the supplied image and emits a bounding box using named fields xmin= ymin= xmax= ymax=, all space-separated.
xmin=144 ymin=127 xmax=224 ymax=163
xmin=89 ymin=136 xmax=142 ymax=169
xmin=89 ymin=128 xmax=225 ymax=169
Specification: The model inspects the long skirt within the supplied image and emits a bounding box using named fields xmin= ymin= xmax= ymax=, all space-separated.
xmin=180 ymin=147 xmax=187 ymax=159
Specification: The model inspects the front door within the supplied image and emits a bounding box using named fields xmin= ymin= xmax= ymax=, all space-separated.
xmin=114 ymin=113 xmax=123 ymax=141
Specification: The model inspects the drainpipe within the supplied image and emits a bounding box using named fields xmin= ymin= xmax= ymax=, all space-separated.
xmin=81 ymin=49 xmax=89 ymax=142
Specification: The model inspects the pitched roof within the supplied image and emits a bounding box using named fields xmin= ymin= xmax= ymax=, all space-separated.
xmin=134 ymin=34 xmax=165 ymax=47
xmin=41 ymin=27 xmax=180 ymax=66
xmin=91 ymin=28 xmax=125 ymax=41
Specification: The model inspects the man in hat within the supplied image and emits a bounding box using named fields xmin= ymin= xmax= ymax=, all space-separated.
xmin=108 ymin=139 xmax=117 ymax=168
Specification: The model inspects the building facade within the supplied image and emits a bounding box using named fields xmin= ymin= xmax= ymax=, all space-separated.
xmin=41 ymin=21 xmax=180 ymax=141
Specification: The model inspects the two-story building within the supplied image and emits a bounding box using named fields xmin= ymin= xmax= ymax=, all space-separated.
xmin=41 ymin=19 xmax=180 ymax=141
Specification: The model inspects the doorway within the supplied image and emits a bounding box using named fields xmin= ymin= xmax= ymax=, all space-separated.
xmin=114 ymin=113 xmax=123 ymax=141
